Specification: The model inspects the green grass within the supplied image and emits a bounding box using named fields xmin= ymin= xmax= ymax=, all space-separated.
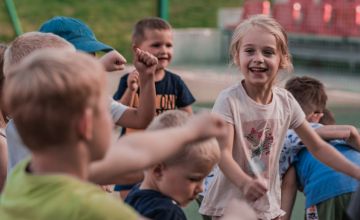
xmin=0 ymin=0 xmax=243 ymax=59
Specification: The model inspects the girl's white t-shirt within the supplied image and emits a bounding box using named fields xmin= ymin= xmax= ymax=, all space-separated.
xmin=199 ymin=81 xmax=305 ymax=220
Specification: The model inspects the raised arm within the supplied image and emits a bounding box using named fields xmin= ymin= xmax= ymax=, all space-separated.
xmin=118 ymin=70 xmax=139 ymax=106
xmin=295 ymin=121 xmax=360 ymax=180
xmin=217 ymin=122 xmax=267 ymax=202
xmin=315 ymin=125 xmax=360 ymax=151
xmin=115 ymin=48 xmax=156 ymax=128
xmin=89 ymin=112 xmax=227 ymax=185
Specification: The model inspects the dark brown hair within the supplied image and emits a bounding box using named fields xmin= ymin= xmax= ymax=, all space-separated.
xmin=285 ymin=76 xmax=327 ymax=116
xmin=132 ymin=17 xmax=172 ymax=46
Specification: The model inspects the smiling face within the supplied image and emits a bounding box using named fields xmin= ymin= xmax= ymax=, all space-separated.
xmin=157 ymin=162 xmax=213 ymax=207
xmin=137 ymin=29 xmax=173 ymax=71
xmin=238 ymin=26 xmax=281 ymax=89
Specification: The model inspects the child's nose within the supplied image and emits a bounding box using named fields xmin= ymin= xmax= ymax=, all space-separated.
xmin=196 ymin=183 xmax=204 ymax=193
xmin=253 ymin=51 xmax=264 ymax=63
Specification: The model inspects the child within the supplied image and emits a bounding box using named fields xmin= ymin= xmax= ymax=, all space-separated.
xmin=125 ymin=110 xmax=220 ymax=220
xmin=279 ymin=76 xmax=360 ymax=220
xmin=113 ymin=16 xmax=196 ymax=197
xmin=39 ymin=16 xmax=127 ymax=72
xmin=0 ymin=48 xmax=227 ymax=219
xmin=3 ymin=32 xmax=156 ymax=171
xmin=113 ymin=17 xmax=195 ymax=121
xmin=3 ymin=32 xmax=76 ymax=171
xmin=199 ymin=14 xmax=360 ymax=220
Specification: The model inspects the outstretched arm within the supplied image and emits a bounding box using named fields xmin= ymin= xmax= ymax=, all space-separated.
xmin=89 ymin=112 xmax=227 ymax=185
xmin=115 ymin=48 xmax=156 ymax=129
xmin=295 ymin=121 xmax=360 ymax=180
xmin=281 ymin=166 xmax=298 ymax=220
xmin=99 ymin=50 xmax=127 ymax=72
xmin=179 ymin=105 xmax=193 ymax=114
xmin=315 ymin=125 xmax=360 ymax=151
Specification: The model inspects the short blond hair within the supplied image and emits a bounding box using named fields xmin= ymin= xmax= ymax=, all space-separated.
xmin=230 ymin=14 xmax=293 ymax=72
xmin=3 ymin=49 xmax=105 ymax=150
xmin=3 ymin=32 xmax=75 ymax=77
xmin=147 ymin=110 xmax=220 ymax=167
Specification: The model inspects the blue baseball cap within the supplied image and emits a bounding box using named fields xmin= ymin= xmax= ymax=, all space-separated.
xmin=39 ymin=16 xmax=113 ymax=53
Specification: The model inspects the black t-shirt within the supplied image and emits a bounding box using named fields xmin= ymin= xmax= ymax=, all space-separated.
xmin=125 ymin=185 xmax=186 ymax=220
xmin=113 ymin=69 xmax=195 ymax=115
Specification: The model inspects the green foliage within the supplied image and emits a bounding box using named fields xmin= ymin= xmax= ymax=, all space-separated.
xmin=0 ymin=0 xmax=242 ymax=60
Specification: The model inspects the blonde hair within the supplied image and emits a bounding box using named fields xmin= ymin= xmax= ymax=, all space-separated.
xmin=230 ymin=14 xmax=293 ymax=72
xmin=147 ymin=110 xmax=220 ymax=167
xmin=3 ymin=32 xmax=75 ymax=77
xmin=3 ymin=49 xmax=105 ymax=150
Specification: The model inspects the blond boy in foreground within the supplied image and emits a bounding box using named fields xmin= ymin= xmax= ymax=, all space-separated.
xmin=0 ymin=49 xmax=227 ymax=219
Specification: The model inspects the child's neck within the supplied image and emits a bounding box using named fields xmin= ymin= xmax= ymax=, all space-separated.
xmin=140 ymin=174 xmax=160 ymax=192
xmin=242 ymin=80 xmax=273 ymax=105
xmin=154 ymin=69 xmax=166 ymax=82
xmin=29 ymin=143 xmax=90 ymax=180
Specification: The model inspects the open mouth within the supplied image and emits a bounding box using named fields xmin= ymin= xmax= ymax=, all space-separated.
xmin=249 ymin=67 xmax=268 ymax=73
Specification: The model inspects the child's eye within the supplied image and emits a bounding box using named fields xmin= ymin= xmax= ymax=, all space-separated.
xmin=188 ymin=177 xmax=203 ymax=182
xmin=263 ymin=50 xmax=275 ymax=56
xmin=166 ymin=43 xmax=172 ymax=48
xmin=151 ymin=43 xmax=161 ymax=48
xmin=244 ymin=48 xmax=254 ymax=54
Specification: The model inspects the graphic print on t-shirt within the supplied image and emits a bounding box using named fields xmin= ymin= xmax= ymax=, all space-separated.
xmin=156 ymin=94 xmax=176 ymax=114
xmin=244 ymin=126 xmax=274 ymax=176
xmin=130 ymin=93 xmax=176 ymax=115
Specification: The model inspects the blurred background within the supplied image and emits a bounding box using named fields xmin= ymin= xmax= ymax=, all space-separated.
xmin=1 ymin=0 xmax=360 ymax=219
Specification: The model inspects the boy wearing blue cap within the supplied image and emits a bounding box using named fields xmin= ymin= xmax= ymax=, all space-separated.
xmin=39 ymin=16 xmax=126 ymax=72
xmin=3 ymin=31 xmax=156 ymax=172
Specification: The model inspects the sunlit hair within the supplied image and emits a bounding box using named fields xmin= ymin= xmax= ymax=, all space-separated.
xmin=147 ymin=110 xmax=220 ymax=167
xmin=285 ymin=76 xmax=327 ymax=116
xmin=230 ymin=14 xmax=293 ymax=72
xmin=3 ymin=32 xmax=75 ymax=77
xmin=132 ymin=17 xmax=172 ymax=46
xmin=3 ymin=49 xmax=105 ymax=150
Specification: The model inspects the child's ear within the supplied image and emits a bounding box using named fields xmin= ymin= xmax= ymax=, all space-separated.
xmin=77 ymin=108 xmax=94 ymax=141
xmin=307 ymin=112 xmax=324 ymax=123
xmin=153 ymin=163 xmax=166 ymax=179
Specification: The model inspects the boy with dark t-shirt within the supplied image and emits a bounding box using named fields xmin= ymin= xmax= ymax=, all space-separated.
xmin=125 ymin=110 xmax=220 ymax=220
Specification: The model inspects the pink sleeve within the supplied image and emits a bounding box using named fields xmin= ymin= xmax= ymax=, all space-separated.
xmin=287 ymin=92 xmax=306 ymax=129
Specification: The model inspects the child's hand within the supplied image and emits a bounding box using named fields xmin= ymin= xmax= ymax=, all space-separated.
xmin=345 ymin=126 xmax=360 ymax=150
xmin=188 ymin=112 xmax=227 ymax=140
xmin=133 ymin=48 xmax=158 ymax=76
xmin=242 ymin=177 xmax=268 ymax=202
xmin=127 ymin=70 xmax=139 ymax=92
xmin=99 ymin=50 xmax=127 ymax=72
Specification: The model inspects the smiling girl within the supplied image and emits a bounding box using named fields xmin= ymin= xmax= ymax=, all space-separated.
xmin=199 ymin=15 xmax=360 ymax=220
